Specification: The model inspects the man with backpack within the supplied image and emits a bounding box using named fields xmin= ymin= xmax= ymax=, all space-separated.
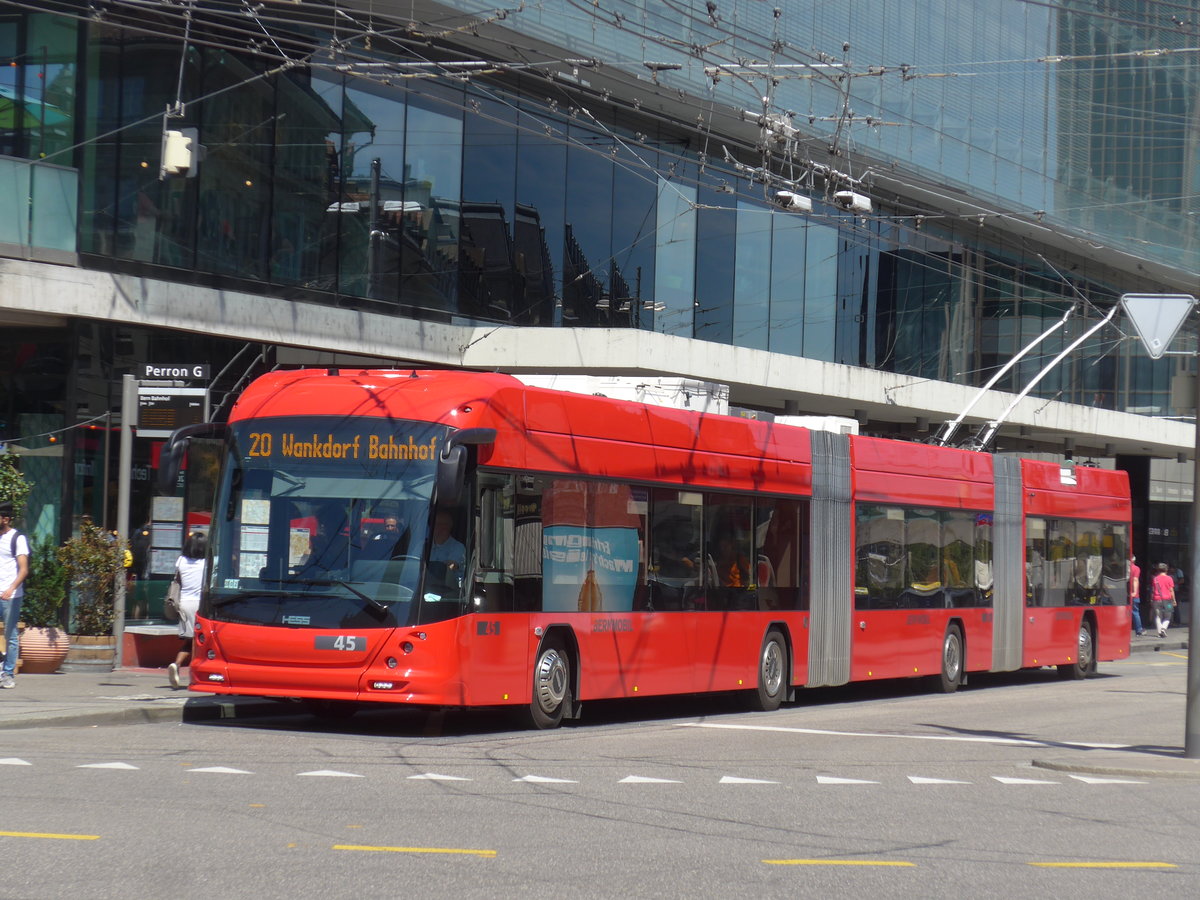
xmin=0 ymin=501 xmax=29 ymax=689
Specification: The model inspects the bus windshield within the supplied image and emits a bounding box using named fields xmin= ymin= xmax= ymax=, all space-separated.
xmin=203 ymin=416 xmax=458 ymax=629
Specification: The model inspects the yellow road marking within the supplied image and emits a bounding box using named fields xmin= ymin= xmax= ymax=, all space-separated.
xmin=763 ymin=859 xmax=915 ymax=867
xmin=1162 ymin=652 xmax=1188 ymax=660
xmin=334 ymin=844 xmax=496 ymax=857
xmin=0 ymin=830 xmax=99 ymax=841
xmin=1029 ymin=861 xmax=1176 ymax=869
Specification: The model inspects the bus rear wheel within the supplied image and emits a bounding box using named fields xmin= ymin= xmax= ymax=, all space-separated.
xmin=528 ymin=639 xmax=571 ymax=729
xmin=1058 ymin=620 xmax=1096 ymax=679
xmin=935 ymin=624 xmax=964 ymax=693
xmin=749 ymin=628 xmax=787 ymax=712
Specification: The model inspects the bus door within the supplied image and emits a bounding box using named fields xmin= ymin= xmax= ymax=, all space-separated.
xmin=852 ymin=506 xmax=926 ymax=680
xmin=1022 ymin=517 xmax=1075 ymax=666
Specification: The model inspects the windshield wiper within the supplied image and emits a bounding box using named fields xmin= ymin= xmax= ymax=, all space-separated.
xmin=210 ymin=589 xmax=291 ymax=608
xmin=260 ymin=577 xmax=389 ymax=615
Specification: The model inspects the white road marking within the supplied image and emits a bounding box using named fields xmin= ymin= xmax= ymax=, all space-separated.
xmin=22 ymin=756 xmax=1160 ymax=787
xmin=190 ymin=766 xmax=253 ymax=774
xmin=908 ymin=776 xmax=972 ymax=784
xmin=76 ymin=762 xmax=138 ymax=770
xmin=682 ymin=722 xmax=1128 ymax=750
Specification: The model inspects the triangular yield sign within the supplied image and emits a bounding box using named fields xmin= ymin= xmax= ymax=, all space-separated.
xmin=1121 ymin=293 xmax=1196 ymax=359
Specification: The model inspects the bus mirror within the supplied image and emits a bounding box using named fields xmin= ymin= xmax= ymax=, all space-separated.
xmin=445 ymin=427 xmax=497 ymax=449
xmin=156 ymin=422 xmax=227 ymax=494
xmin=436 ymin=428 xmax=496 ymax=508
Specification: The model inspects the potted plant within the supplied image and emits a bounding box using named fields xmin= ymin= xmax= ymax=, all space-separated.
xmin=60 ymin=520 xmax=125 ymax=671
xmin=18 ymin=540 xmax=70 ymax=673
xmin=0 ymin=450 xmax=31 ymax=515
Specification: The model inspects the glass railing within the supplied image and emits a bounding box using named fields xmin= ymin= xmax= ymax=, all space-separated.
xmin=0 ymin=155 xmax=76 ymax=253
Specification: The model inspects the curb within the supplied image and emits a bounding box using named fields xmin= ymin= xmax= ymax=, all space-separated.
xmin=1031 ymin=757 xmax=1200 ymax=781
xmin=0 ymin=696 xmax=295 ymax=730
xmin=1128 ymin=637 xmax=1189 ymax=654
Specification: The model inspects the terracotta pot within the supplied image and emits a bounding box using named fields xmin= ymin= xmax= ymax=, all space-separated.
xmin=18 ymin=626 xmax=71 ymax=674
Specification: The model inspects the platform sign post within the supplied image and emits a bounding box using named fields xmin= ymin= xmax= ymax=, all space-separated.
xmin=1122 ymin=293 xmax=1200 ymax=758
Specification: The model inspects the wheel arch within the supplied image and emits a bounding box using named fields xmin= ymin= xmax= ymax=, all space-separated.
xmin=764 ymin=620 xmax=796 ymax=702
xmin=1081 ymin=608 xmax=1098 ymax=667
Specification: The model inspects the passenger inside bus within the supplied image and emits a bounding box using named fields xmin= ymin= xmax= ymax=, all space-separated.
xmin=707 ymin=529 xmax=753 ymax=610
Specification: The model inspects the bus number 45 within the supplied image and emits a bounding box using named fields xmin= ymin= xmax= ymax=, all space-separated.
xmin=314 ymin=635 xmax=366 ymax=651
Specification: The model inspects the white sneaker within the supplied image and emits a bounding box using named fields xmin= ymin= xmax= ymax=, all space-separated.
xmin=167 ymin=663 xmax=180 ymax=688
xmin=0 ymin=675 xmax=14 ymax=689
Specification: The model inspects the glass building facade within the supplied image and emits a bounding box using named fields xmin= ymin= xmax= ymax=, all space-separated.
xmin=2 ymin=1 xmax=1193 ymax=410
xmin=0 ymin=1 xmax=1197 ymax=571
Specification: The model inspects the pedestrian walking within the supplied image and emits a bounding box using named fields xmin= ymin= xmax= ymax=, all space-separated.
xmin=0 ymin=501 xmax=29 ymax=690
xmin=1130 ymin=555 xmax=1143 ymax=636
xmin=168 ymin=532 xmax=207 ymax=688
xmin=1151 ymin=562 xmax=1176 ymax=638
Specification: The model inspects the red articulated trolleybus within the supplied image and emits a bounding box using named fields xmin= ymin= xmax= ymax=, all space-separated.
xmin=159 ymin=369 xmax=1131 ymax=727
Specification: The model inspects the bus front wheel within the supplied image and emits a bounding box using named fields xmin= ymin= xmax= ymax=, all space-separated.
xmin=528 ymin=639 xmax=571 ymax=729
xmin=749 ymin=628 xmax=787 ymax=712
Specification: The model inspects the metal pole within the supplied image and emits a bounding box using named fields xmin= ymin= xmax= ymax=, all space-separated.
xmin=113 ymin=374 xmax=136 ymax=668
xmin=367 ymin=157 xmax=381 ymax=299
xmin=1185 ymin=357 xmax=1200 ymax=757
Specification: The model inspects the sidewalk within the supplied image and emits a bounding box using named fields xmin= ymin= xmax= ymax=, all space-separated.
xmin=0 ymin=666 xmax=290 ymax=730
xmin=0 ymin=630 xmax=1196 ymax=778
xmin=1128 ymin=626 xmax=1190 ymax=655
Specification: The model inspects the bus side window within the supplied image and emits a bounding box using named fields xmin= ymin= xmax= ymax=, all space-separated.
xmin=648 ymin=489 xmax=703 ymax=611
xmin=474 ymin=473 xmax=515 ymax=612
xmin=705 ymin=497 xmax=753 ymax=610
xmin=513 ymin=475 xmax=545 ymax=611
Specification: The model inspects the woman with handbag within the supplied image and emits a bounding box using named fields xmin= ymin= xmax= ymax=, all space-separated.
xmin=1151 ymin=562 xmax=1176 ymax=639
xmin=168 ymin=532 xmax=207 ymax=688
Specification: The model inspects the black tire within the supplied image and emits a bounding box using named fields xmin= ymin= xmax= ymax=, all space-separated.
xmin=936 ymin=624 xmax=964 ymax=693
xmin=749 ymin=628 xmax=788 ymax=712
xmin=1058 ymin=620 xmax=1096 ymax=680
xmin=528 ymin=639 xmax=571 ymax=729
xmin=305 ymin=699 xmax=359 ymax=721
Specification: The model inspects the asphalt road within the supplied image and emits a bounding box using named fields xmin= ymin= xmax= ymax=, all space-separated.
xmin=1 ymin=652 xmax=1196 ymax=899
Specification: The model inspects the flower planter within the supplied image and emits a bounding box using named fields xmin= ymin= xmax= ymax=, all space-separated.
xmin=17 ymin=625 xmax=71 ymax=674
xmin=61 ymin=634 xmax=116 ymax=673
